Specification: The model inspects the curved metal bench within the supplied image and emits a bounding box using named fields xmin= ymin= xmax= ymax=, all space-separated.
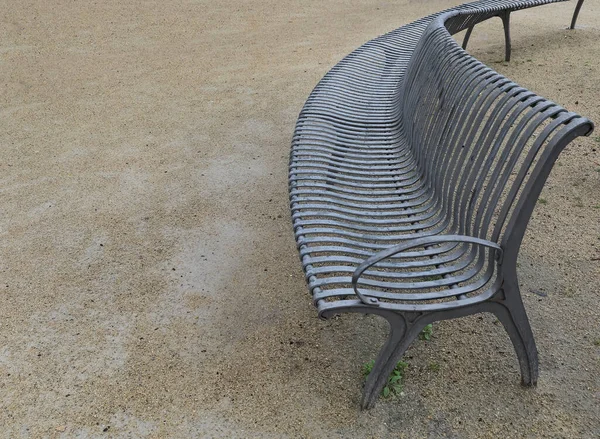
xmin=289 ymin=0 xmax=594 ymax=410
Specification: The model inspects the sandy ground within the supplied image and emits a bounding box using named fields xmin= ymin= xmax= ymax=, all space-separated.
xmin=1 ymin=0 xmax=599 ymax=437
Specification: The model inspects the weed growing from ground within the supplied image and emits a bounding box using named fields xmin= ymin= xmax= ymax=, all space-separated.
xmin=420 ymin=323 xmax=433 ymax=341
xmin=362 ymin=324 xmax=433 ymax=398
xmin=362 ymin=360 xmax=408 ymax=398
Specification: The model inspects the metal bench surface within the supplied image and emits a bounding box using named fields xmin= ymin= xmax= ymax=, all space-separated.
xmin=289 ymin=0 xmax=594 ymax=409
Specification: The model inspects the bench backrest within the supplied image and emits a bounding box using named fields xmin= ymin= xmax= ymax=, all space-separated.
xmin=400 ymin=9 xmax=593 ymax=261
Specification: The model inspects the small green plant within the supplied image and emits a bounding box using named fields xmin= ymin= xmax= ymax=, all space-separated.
xmin=362 ymin=359 xmax=375 ymax=377
xmin=593 ymin=136 xmax=600 ymax=143
xmin=593 ymin=338 xmax=600 ymax=346
xmin=428 ymin=361 xmax=441 ymax=372
xmin=420 ymin=323 xmax=433 ymax=341
xmin=538 ymin=198 xmax=548 ymax=205
xmin=362 ymin=359 xmax=408 ymax=398
xmin=363 ymin=360 xmax=375 ymax=378
xmin=574 ymin=197 xmax=584 ymax=208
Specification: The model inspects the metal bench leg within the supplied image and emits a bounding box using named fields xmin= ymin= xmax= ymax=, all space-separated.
xmin=500 ymin=11 xmax=512 ymax=62
xmin=462 ymin=25 xmax=474 ymax=51
xmin=570 ymin=0 xmax=585 ymax=29
xmin=491 ymin=290 xmax=539 ymax=386
xmin=463 ymin=13 xmax=510 ymax=61
xmin=361 ymin=312 xmax=426 ymax=410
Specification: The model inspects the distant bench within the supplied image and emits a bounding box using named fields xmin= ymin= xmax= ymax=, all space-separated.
xmin=461 ymin=0 xmax=587 ymax=61
xmin=289 ymin=0 xmax=593 ymax=409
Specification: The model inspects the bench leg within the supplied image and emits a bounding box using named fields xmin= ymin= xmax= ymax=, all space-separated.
xmin=491 ymin=291 xmax=539 ymax=386
xmin=462 ymin=25 xmax=474 ymax=51
xmin=500 ymin=11 xmax=512 ymax=62
xmin=463 ymin=13 xmax=510 ymax=62
xmin=337 ymin=294 xmax=537 ymax=409
xmin=570 ymin=0 xmax=585 ymax=29
xmin=361 ymin=313 xmax=427 ymax=410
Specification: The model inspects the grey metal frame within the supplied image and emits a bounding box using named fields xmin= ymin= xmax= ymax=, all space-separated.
xmin=570 ymin=0 xmax=586 ymax=29
xmin=461 ymin=0 xmax=587 ymax=61
xmin=289 ymin=0 xmax=593 ymax=410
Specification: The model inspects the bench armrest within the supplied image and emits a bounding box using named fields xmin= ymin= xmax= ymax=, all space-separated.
xmin=352 ymin=235 xmax=503 ymax=306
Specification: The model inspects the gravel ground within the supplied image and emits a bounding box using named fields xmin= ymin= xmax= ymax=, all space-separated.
xmin=0 ymin=0 xmax=599 ymax=437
